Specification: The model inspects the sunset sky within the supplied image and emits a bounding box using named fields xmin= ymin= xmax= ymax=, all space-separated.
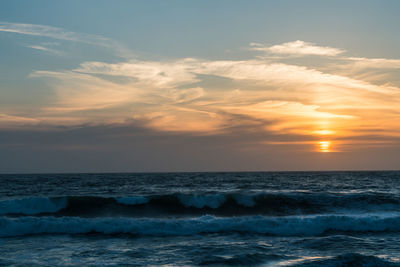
xmin=1 ymin=0 xmax=400 ymax=173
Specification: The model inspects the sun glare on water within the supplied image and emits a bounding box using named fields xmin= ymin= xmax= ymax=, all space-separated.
xmin=318 ymin=141 xmax=331 ymax=152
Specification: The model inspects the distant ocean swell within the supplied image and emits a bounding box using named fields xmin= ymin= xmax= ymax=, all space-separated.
xmin=276 ymin=253 xmax=399 ymax=267
xmin=200 ymin=253 xmax=400 ymax=267
xmin=2 ymin=213 xmax=400 ymax=237
xmin=1 ymin=192 xmax=399 ymax=217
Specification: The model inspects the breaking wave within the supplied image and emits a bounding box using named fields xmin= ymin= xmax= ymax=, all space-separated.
xmin=0 ymin=197 xmax=67 ymax=215
xmin=2 ymin=213 xmax=400 ymax=237
xmin=1 ymin=191 xmax=399 ymax=217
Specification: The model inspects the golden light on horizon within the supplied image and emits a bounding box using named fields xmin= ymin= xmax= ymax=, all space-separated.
xmin=318 ymin=141 xmax=331 ymax=152
xmin=313 ymin=130 xmax=334 ymax=135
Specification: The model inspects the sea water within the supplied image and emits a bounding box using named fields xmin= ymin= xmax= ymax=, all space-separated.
xmin=1 ymin=171 xmax=400 ymax=266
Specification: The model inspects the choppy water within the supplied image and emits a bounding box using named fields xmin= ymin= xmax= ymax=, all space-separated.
xmin=1 ymin=171 xmax=400 ymax=266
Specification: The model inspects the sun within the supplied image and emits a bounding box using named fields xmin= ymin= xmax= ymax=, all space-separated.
xmin=318 ymin=141 xmax=331 ymax=152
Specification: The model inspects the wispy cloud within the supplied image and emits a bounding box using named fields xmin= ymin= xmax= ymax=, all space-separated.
xmin=25 ymin=45 xmax=62 ymax=55
xmin=0 ymin=21 xmax=109 ymax=44
xmin=345 ymin=57 xmax=400 ymax=69
xmin=75 ymin=59 xmax=199 ymax=88
xmin=250 ymin=40 xmax=345 ymax=56
xmin=0 ymin=113 xmax=39 ymax=127
xmin=0 ymin=21 xmax=132 ymax=58
xmin=30 ymin=71 xmax=139 ymax=111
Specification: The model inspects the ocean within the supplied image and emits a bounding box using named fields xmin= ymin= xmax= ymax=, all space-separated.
xmin=1 ymin=171 xmax=400 ymax=266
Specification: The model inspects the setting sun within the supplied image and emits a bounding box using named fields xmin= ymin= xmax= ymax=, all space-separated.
xmin=318 ymin=141 xmax=331 ymax=152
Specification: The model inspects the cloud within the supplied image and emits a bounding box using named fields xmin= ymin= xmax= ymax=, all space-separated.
xmin=75 ymin=59 xmax=199 ymax=88
xmin=26 ymin=56 xmax=400 ymax=143
xmin=25 ymin=45 xmax=62 ymax=55
xmin=30 ymin=71 xmax=139 ymax=111
xmin=345 ymin=57 xmax=400 ymax=69
xmin=0 ymin=21 xmax=132 ymax=58
xmin=1 ymin=121 xmax=399 ymax=173
xmin=0 ymin=113 xmax=39 ymax=127
xmin=195 ymin=60 xmax=393 ymax=94
xmin=0 ymin=21 xmax=107 ymax=44
xmin=0 ymin=123 xmax=326 ymax=172
xmin=250 ymin=40 xmax=345 ymax=56
xmin=76 ymin=58 xmax=395 ymax=96
xmin=1 ymin=38 xmax=398 ymax=153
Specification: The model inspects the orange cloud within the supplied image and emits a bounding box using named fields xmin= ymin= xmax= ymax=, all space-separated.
xmin=2 ymin=40 xmax=398 ymax=152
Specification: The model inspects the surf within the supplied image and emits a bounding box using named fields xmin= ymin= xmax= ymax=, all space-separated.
xmin=2 ymin=213 xmax=400 ymax=237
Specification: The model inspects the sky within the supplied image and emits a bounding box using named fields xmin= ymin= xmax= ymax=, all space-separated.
xmin=1 ymin=0 xmax=400 ymax=173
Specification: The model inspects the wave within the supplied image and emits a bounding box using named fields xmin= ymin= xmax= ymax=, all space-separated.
xmin=1 ymin=191 xmax=399 ymax=217
xmin=198 ymin=253 xmax=283 ymax=266
xmin=115 ymin=196 xmax=149 ymax=205
xmin=0 ymin=197 xmax=67 ymax=215
xmin=288 ymin=253 xmax=399 ymax=267
xmin=2 ymin=214 xmax=400 ymax=237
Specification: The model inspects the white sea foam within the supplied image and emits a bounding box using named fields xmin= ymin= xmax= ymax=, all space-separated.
xmin=0 ymin=197 xmax=67 ymax=215
xmin=1 ymin=213 xmax=400 ymax=237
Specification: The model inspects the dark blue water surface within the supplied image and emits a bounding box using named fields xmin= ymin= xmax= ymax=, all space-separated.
xmin=1 ymin=171 xmax=400 ymax=266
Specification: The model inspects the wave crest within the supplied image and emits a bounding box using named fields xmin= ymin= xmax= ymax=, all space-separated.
xmin=0 ymin=197 xmax=67 ymax=215
xmin=1 ymin=191 xmax=399 ymax=217
xmin=2 ymin=214 xmax=400 ymax=237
